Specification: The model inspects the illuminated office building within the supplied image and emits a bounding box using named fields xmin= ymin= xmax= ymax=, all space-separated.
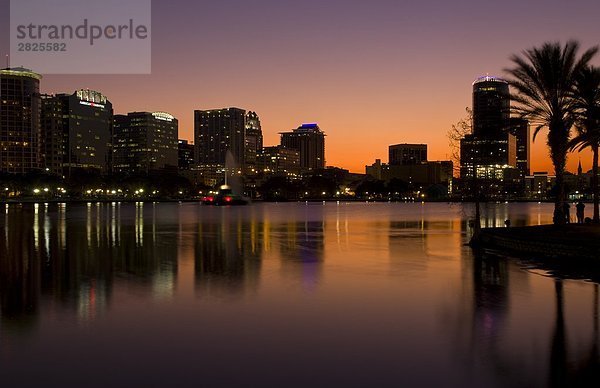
xmin=258 ymin=146 xmax=300 ymax=176
xmin=245 ymin=111 xmax=263 ymax=173
xmin=178 ymin=139 xmax=195 ymax=171
xmin=113 ymin=112 xmax=179 ymax=174
xmin=0 ymin=67 xmax=42 ymax=173
xmin=460 ymin=76 xmax=517 ymax=180
xmin=41 ymin=89 xmax=113 ymax=176
xmin=194 ymin=108 xmax=247 ymax=168
xmin=280 ymin=123 xmax=326 ymax=171
xmin=509 ymin=117 xmax=531 ymax=177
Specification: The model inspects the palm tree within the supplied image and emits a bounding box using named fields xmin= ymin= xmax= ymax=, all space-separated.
xmin=506 ymin=41 xmax=598 ymax=225
xmin=571 ymin=65 xmax=600 ymax=223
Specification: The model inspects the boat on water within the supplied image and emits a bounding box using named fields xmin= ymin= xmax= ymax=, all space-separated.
xmin=202 ymin=185 xmax=250 ymax=206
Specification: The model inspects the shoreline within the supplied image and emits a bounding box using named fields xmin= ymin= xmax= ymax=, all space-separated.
xmin=477 ymin=224 xmax=600 ymax=260
xmin=0 ymin=198 xmax=583 ymax=205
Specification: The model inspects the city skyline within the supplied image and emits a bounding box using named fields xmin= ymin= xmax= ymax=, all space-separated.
xmin=1 ymin=0 xmax=600 ymax=173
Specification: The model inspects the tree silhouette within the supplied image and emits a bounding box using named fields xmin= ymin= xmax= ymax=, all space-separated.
xmin=506 ymin=40 xmax=598 ymax=224
xmin=570 ymin=65 xmax=600 ymax=223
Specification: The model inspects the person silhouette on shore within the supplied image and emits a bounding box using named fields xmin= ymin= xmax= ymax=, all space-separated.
xmin=563 ymin=202 xmax=571 ymax=224
xmin=576 ymin=201 xmax=585 ymax=224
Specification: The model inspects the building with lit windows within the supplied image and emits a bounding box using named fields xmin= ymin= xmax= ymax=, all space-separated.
xmin=194 ymin=108 xmax=247 ymax=169
xmin=257 ymin=146 xmax=300 ymax=176
xmin=524 ymin=172 xmax=555 ymax=200
xmin=245 ymin=111 xmax=263 ymax=173
xmin=0 ymin=67 xmax=42 ymax=173
xmin=113 ymin=112 xmax=178 ymax=174
xmin=509 ymin=117 xmax=531 ymax=177
xmin=280 ymin=123 xmax=326 ymax=171
xmin=366 ymin=159 xmax=453 ymax=187
xmin=460 ymin=76 xmax=518 ymax=180
xmin=389 ymin=144 xmax=427 ymax=165
xmin=41 ymin=89 xmax=113 ymax=176
xmin=178 ymin=139 xmax=195 ymax=171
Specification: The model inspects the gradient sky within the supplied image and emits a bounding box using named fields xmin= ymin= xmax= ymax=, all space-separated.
xmin=2 ymin=0 xmax=599 ymax=173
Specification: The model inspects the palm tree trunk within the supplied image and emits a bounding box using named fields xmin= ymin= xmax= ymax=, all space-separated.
xmin=554 ymin=167 xmax=566 ymax=225
xmin=593 ymin=144 xmax=599 ymax=223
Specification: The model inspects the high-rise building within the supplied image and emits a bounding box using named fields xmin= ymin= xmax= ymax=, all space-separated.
xmin=472 ymin=76 xmax=510 ymax=138
xmin=389 ymin=144 xmax=427 ymax=165
xmin=41 ymin=90 xmax=113 ymax=176
xmin=280 ymin=123 xmax=326 ymax=171
xmin=113 ymin=112 xmax=178 ymax=174
xmin=194 ymin=108 xmax=247 ymax=169
xmin=257 ymin=146 xmax=300 ymax=176
xmin=245 ymin=111 xmax=262 ymax=173
xmin=509 ymin=117 xmax=530 ymax=177
xmin=178 ymin=139 xmax=195 ymax=171
xmin=460 ymin=76 xmax=517 ymax=180
xmin=0 ymin=67 xmax=42 ymax=173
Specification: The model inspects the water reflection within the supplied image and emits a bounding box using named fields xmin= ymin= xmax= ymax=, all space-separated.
xmin=462 ymin=249 xmax=600 ymax=387
xmin=0 ymin=203 xmax=179 ymax=331
xmin=278 ymin=215 xmax=325 ymax=291
xmin=194 ymin=213 xmax=262 ymax=298
xmin=0 ymin=202 xmax=598 ymax=387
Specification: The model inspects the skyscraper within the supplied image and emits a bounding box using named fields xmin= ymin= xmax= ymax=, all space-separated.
xmin=472 ymin=76 xmax=510 ymax=138
xmin=509 ymin=117 xmax=531 ymax=177
xmin=245 ymin=111 xmax=263 ymax=173
xmin=113 ymin=112 xmax=178 ymax=174
xmin=41 ymin=89 xmax=113 ymax=176
xmin=178 ymin=139 xmax=195 ymax=171
xmin=0 ymin=67 xmax=42 ymax=173
xmin=460 ymin=76 xmax=517 ymax=180
xmin=194 ymin=108 xmax=247 ymax=169
xmin=280 ymin=123 xmax=326 ymax=171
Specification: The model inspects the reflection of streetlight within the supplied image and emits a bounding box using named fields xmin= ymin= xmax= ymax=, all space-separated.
xmin=43 ymin=188 xmax=49 ymax=192
xmin=33 ymin=189 xmax=40 ymax=194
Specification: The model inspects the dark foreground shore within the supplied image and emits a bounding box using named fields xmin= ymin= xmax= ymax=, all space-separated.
xmin=478 ymin=224 xmax=600 ymax=260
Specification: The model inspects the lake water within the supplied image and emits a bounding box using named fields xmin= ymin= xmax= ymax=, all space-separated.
xmin=0 ymin=202 xmax=598 ymax=387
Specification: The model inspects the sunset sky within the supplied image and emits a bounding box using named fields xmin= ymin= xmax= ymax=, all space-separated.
xmin=2 ymin=0 xmax=599 ymax=173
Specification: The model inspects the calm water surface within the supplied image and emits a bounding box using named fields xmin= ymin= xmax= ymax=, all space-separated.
xmin=0 ymin=202 xmax=598 ymax=387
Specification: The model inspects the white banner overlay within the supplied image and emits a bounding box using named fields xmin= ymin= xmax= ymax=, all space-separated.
xmin=10 ymin=0 xmax=151 ymax=74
